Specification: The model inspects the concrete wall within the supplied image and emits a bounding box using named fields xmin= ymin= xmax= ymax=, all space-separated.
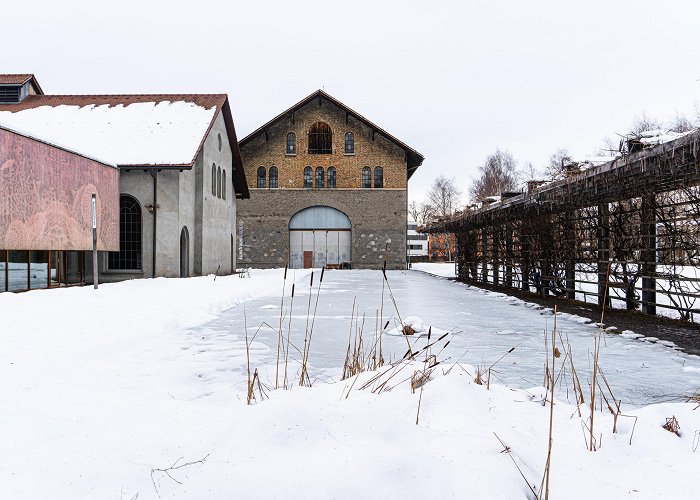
xmin=201 ymin=110 xmax=236 ymax=275
xmin=98 ymin=110 xmax=238 ymax=283
xmin=239 ymin=96 xmax=409 ymax=269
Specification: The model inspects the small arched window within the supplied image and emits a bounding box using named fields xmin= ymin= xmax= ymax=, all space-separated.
xmin=344 ymin=132 xmax=354 ymax=154
xmin=315 ymin=167 xmax=324 ymax=188
xmin=222 ymin=170 xmax=227 ymax=200
xmin=269 ymin=166 xmax=278 ymax=189
xmin=217 ymin=133 xmax=222 ymax=152
xmin=212 ymin=164 xmax=217 ymax=195
xmin=303 ymin=166 xmax=313 ymax=188
xmin=374 ymin=166 xmax=383 ymax=188
xmin=308 ymin=122 xmax=332 ymax=154
xmin=361 ymin=167 xmax=371 ymax=188
xmin=217 ymin=167 xmax=222 ymax=198
xmin=287 ymin=132 xmax=296 ymax=154
xmin=327 ymin=167 xmax=336 ymax=188
xmin=257 ymin=167 xmax=266 ymax=188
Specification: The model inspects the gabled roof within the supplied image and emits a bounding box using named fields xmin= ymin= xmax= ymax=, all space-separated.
xmin=0 ymin=94 xmax=249 ymax=198
xmin=239 ymin=89 xmax=425 ymax=179
xmin=0 ymin=74 xmax=43 ymax=94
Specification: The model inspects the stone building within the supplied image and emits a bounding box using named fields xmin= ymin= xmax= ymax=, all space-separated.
xmin=237 ymin=90 xmax=423 ymax=269
xmin=0 ymin=74 xmax=249 ymax=289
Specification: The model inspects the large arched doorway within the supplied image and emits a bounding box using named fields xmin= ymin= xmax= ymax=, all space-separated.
xmin=180 ymin=226 xmax=189 ymax=277
xmin=289 ymin=206 xmax=351 ymax=269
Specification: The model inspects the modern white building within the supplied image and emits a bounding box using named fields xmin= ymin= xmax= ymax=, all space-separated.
xmin=407 ymin=220 xmax=428 ymax=262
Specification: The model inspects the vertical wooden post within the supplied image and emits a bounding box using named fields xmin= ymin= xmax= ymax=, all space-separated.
xmin=641 ymin=194 xmax=657 ymax=315
xmin=493 ymin=227 xmax=500 ymax=285
xmin=521 ymin=230 xmax=530 ymax=292
xmin=597 ymin=203 xmax=611 ymax=308
xmin=505 ymin=222 xmax=513 ymax=288
xmin=481 ymin=227 xmax=488 ymax=283
xmin=92 ymin=193 xmax=99 ymax=290
xmin=565 ymin=212 xmax=576 ymax=300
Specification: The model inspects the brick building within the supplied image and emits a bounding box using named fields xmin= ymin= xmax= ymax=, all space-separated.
xmin=237 ymin=90 xmax=424 ymax=269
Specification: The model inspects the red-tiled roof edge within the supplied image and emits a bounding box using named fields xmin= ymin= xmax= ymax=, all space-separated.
xmin=0 ymin=74 xmax=44 ymax=94
xmin=238 ymin=89 xmax=425 ymax=178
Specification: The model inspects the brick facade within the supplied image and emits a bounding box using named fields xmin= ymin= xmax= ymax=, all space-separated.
xmin=238 ymin=91 xmax=422 ymax=269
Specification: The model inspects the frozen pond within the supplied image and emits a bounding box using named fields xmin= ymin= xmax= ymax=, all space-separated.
xmin=186 ymin=269 xmax=700 ymax=406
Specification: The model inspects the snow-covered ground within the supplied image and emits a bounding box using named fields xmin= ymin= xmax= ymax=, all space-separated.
xmin=411 ymin=261 xmax=457 ymax=277
xmin=1 ymin=269 xmax=699 ymax=499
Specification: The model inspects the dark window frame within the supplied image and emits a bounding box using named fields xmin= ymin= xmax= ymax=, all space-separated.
xmin=327 ymin=166 xmax=336 ymax=188
xmin=374 ymin=166 xmax=383 ymax=188
xmin=308 ymin=122 xmax=333 ymax=154
xmin=315 ymin=167 xmax=324 ymax=188
xmin=303 ymin=166 xmax=313 ymax=188
xmin=361 ymin=167 xmax=371 ymax=189
xmin=257 ymin=166 xmax=266 ymax=188
xmin=269 ymin=166 xmax=279 ymax=189
xmin=344 ymin=132 xmax=355 ymax=154
xmin=287 ymin=132 xmax=297 ymax=155
xmin=108 ymin=195 xmax=143 ymax=271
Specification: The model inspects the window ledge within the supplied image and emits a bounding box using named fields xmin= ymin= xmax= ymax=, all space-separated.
xmin=285 ymin=153 xmax=297 ymax=157
xmin=103 ymin=269 xmax=144 ymax=274
xmin=344 ymin=152 xmax=355 ymax=156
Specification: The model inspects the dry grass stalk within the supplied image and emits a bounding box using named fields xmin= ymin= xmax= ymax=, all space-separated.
xmin=589 ymin=261 xmax=611 ymax=451
xmin=493 ymin=433 xmax=539 ymax=498
xmin=275 ymin=265 xmax=288 ymax=389
xmin=542 ymin=305 xmax=557 ymax=500
xmin=663 ymin=415 xmax=681 ymax=436
xmin=692 ymin=430 xmax=699 ymax=452
xmin=688 ymin=391 xmax=700 ymax=410
xmin=282 ymin=282 xmax=295 ymax=389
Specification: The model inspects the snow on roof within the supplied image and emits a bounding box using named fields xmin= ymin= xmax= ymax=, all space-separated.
xmin=0 ymin=99 xmax=219 ymax=166
xmin=632 ymin=128 xmax=694 ymax=146
xmin=0 ymin=122 xmax=116 ymax=168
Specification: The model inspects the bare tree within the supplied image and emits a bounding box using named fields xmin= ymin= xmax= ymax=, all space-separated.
xmin=544 ymin=147 xmax=572 ymax=178
xmin=426 ymin=176 xmax=461 ymax=218
xmin=628 ymin=112 xmax=661 ymax=135
xmin=669 ymin=113 xmax=697 ymax=133
xmin=596 ymin=135 xmax=621 ymax=156
xmin=469 ymin=149 xmax=519 ymax=202
xmin=408 ymin=200 xmax=435 ymax=225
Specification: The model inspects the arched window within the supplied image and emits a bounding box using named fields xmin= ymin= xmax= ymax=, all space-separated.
xmin=361 ymin=167 xmax=371 ymax=188
xmin=344 ymin=132 xmax=354 ymax=154
xmin=308 ymin=122 xmax=332 ymax=154
xmin=222 ymin=170 xmax=226 ymax=200
xmin=212 ymin=164 xmax=216 ymax=195
xmin=257 ymin=166 xmax=266 ymax=188
xmin=327 ymin=167 xmax=336 ymax=188
xmin=217 ymin=133 xmax=222 ymax=152
xmin=287 ymin=132 xmax=296 ymax=154
xmin=304 ymin=166 xmax=312 ymax=188
xmin=269 ymin=166 xmax=278 ymax=189
xmin=315 ymin=167 xmax=324 ymax=188
xmin=108 ymin=195 xmax=142 ymax=270
xmin=374 ymin=166 xmax=383 ymax=188
xmin=217 ymin=167 xmax=222 ymax=198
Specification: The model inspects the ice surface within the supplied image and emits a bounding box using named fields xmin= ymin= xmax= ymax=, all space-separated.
xmin=2 ymin=268 xmax=699 ymax=499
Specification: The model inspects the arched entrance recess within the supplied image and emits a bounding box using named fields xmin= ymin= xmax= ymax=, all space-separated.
xmin=289 ymin=206 xmax=351 ymax=269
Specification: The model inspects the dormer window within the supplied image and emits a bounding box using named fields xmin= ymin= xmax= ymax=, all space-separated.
xmin=0 ymin=86 xmax=21 ymax=103
xmin=0 ymin=75 xmax=44 ymax=103
xmin=308 ymin=122 xmax=332 ymax=154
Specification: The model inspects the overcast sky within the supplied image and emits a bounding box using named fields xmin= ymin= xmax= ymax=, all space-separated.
xmin=5 ymin=0 xmax=700 ymax=204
